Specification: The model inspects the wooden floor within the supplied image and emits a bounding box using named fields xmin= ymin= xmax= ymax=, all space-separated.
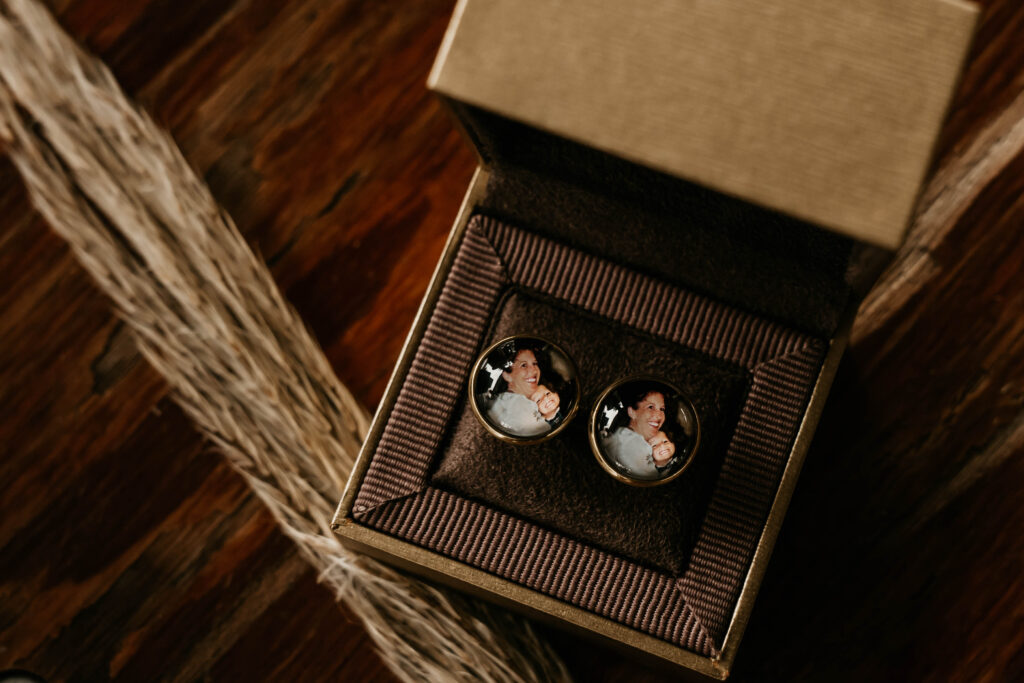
xmin=1 ymin=0 xmax=1022 ymax=681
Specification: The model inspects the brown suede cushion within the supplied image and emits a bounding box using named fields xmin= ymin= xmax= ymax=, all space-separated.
xmin=431 ymin=290 xmax=749 ymax=575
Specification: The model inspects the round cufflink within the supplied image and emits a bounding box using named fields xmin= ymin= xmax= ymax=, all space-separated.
xmin=468 ymin=335 xmax=581 ymax=445
xmin=589 ymin=376 xmax=700 ymax=486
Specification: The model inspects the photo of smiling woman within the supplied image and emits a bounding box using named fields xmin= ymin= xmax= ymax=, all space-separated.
xmin=593 ymin=379 xmax=699 ymax=484
xmin=470 ymin=337 xmax=579 ymax=443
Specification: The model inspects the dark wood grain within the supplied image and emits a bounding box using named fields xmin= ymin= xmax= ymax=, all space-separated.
xmin=0 ymin=1 xmax=471 ymax=681
xmin=1 ymin=0 xmax=1022 ymax=681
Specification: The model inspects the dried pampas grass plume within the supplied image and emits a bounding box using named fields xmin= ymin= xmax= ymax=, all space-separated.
xmin=0 ymin=0 xmax=570 ymax=680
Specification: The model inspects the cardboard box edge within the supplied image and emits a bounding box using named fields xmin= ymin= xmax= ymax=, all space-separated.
xmin=331 ymin=166 xmax=490 ymax=529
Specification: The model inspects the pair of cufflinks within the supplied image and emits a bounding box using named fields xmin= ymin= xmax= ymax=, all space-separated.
xmin=468 ymin=336 xmax=701 ymax=487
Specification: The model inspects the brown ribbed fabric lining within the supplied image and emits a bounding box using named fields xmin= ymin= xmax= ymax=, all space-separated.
xmin=432 ymin=290 xmax=748 ymax=576
xmin=353 ymin=215 xmax=824 ymax=655
xmin=354 ymin=226 xmax=507 ymax=510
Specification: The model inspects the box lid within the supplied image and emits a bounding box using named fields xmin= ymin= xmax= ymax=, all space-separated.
xmin=428 ymin=0 xmax=977 ymax=249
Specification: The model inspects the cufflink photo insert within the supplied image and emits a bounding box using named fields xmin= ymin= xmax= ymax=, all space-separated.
xmin=589 ymin=377 xmax=700 ymax=486
xmin=468 ymin=335 xmax=580 ymax=445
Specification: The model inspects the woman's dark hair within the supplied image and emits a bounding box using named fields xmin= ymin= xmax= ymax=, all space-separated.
xmin=474 ymin=339 xmax=569 ymax=398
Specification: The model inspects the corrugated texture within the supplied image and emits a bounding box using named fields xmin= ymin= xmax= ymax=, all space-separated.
xmin=678 ymin=343 xmax=824 ymax=641
xmin=487 ymin=219 xmax=808 ymax=367
xmin=353 ymin=216 xmax=825 ymax=652
xmin=361 ymin=488 xmax=711 ymax=652
xmin=354 ymin=227 xmax=507 ymax=511
xmin=431 ymin=0 xmax=978 ymax=248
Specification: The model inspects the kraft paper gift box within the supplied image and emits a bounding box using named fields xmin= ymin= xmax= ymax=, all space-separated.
xmin=333 ymin=0 xmax=977 ymax=677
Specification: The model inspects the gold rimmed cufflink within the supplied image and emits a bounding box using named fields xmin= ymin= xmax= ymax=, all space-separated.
xmin=589 ymin=376 xmax=701 ymax=487
xmin=468 ymin=335 xmax=581 ymax=445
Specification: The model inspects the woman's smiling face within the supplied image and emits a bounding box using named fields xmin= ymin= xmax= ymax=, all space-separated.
xmin=502 ymin=349 xmax=540 ymax=395
xmin=628 ymin=391 xmax=666 ymax=440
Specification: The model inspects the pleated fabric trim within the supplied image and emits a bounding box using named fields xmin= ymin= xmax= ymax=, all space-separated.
xmin=353 ymin=215 xmax=825 ymax=656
